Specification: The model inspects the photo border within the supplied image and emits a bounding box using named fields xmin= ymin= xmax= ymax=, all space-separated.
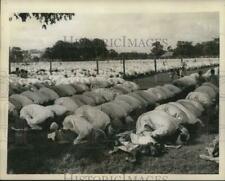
xmin=1 ymin=0 xmax=225 ymax=180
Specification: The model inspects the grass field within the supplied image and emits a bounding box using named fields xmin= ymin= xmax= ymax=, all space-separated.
xmin=7 ymin=128 xmax=218 ymax=174
xmin=7 ymin=67 xmax=219 ymax=174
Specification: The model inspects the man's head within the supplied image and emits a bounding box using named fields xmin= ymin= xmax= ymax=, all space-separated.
xmin=105 ymin=124 xmax=117 ymax=137
xmin=211 ymin=69 xmax=215 ymax=75
xmin=50 ymin=122 xmax=59 ymax=132
xmin=176 ymin=125 xmax=190 ymax=145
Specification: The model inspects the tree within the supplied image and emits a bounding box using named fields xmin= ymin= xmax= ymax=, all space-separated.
xmin=42 ymin=38 xmax=219 ymax=61
xmin=173 ymin=39 xmax=219 ymax=58
xmin=78 ymin=38 xmax=95 ymax=60
xmin=201 ymin=38 xmax=219 ymax=57
xmin=193 ymin=43 xmax=203 ymax=57
xmin=42 ymin=47 xmax=53 ymax=59
xmin=119 ymin=52 xmax=148 ymax=60
xmin=42 ymin=38 xmax=109 ymax=61
xmin=107 ymin=49 xmax=118 ymax=59
xmin=92 ymin=38 xmax=108 ymax=58
xmin=9 ymin=13 xmax=75 ymax=29
xmin=151 ymin=41 xmax=164 ymax=72
xmin=9 ymin=47 xmax=24 ymax=62
xmin=151 ymin=41 xmax=165 ymax=58
xmin=173 ymin=41 xmax=195 ymax=58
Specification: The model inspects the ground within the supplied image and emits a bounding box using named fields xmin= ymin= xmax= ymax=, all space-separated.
xmin=7 ymin=67 xmax=219 ymax=174
xmin=8 ymin=132 xmax=218 ymax=174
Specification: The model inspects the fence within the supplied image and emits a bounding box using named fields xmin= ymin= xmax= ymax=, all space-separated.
xmin=9 ymin=58 xmax=219 ymax=78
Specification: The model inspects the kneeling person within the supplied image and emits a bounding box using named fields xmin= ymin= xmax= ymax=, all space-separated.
xmin=136 ymin=110 xmax=190 ymax=145
xmin=20 ymin=104 xmax=54 ymax=130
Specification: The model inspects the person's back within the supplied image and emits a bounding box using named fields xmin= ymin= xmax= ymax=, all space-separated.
xmin=208 ymin=69 xmax=219 ymax=87
xmin=170 ymin=69 xmax=178 ymax=80
xmin=136 ymin=110 xmax=190 ymax=144
xmin=197 ymin=71 xmax=205 ymax=86
xmin=20 ymin=104 xmax=54 ymax=129
xmin=176 ymin=69 xmax=181 ymax=78
xmin=181 ymin=61 xmax=187 ymax=76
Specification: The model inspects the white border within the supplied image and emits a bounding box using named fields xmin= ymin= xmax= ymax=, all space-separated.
xmin=1 ymin=0 xmax=225 ymax=180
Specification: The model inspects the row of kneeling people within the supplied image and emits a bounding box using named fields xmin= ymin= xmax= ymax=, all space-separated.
xmin=10 ymin=83 xmax=185 ymax=145
xmin=9 ymin=77 xmax=127 ymax=96
xmin=9 ymin=66 xmax=205 ymax=113
xmin=8 ymin=80 xmax=140 ymax=114
xmin=9 ymin=66 xmax=202 ymax=115
xmin=134 ymin=82 xmax=219 ymax=146
xmin=9 ymin=69 xmax=211 ymax=144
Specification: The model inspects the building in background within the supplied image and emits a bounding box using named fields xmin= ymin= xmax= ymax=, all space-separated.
xmin=29 ymin=49 xmax=43 ymax=60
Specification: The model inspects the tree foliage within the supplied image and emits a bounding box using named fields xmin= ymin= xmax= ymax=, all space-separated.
xmin=42 ymin=39 xmax=152 ymax=61
xmin=119 ymin=52 xmax=148 ymax=59
xmin=42 ymin=39 xmax=108 ymax=61
xmin=9 ymin=47 xmax=24 ymax=62
xmin=42 ymin=38 xmax=219 ymax=61
xmin=107 ymin=49 xmax=119 ymax=59
xmin=151 ymin=41 xmax=165 ymax=58
xmin=9 ymin=13 xmax=75 ymax=29
xmin=173 ymin=38 xmax=219 ymax=58
xmin=173 ymin=41 xmax=194 ymax=58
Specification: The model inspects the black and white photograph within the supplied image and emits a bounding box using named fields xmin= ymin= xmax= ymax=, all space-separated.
xmin=0 ymin=0 xmax=225 ymax=180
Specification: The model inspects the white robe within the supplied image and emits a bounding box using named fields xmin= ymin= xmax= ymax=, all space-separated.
xmin=136 ymin=110 xmax=180 ymax=139
xmin=75 ymin=105 xmax=110 ymax=131
xmin=20 ymin=104 xmax=54 ymax=129
xmin=55 ymin=97 xmax=79 ymax=113
xmin=186 ymin=91 xmax=212 ymax=107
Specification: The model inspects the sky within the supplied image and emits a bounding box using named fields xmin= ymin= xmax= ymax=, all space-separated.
xmin=9 ymin=12 xmax=219 ymax=53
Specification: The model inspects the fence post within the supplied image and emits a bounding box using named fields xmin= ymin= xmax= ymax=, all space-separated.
xmin=50 ymin=59 xmax=52 ymax=75
xmin=123 ymin=58 xmax=126 ymax=77
xmin=96 ymin=58 xmax=99 ymax=74
xmin=154 ymin=58 xmax=157 ymax=73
